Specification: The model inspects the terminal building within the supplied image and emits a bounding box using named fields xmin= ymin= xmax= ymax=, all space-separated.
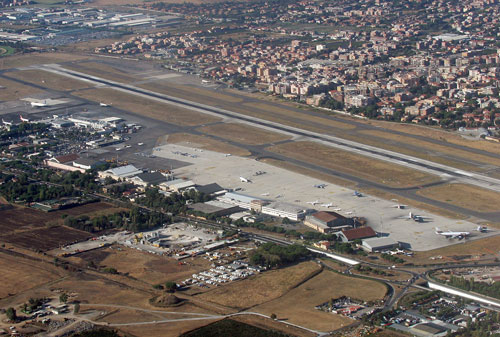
xmin=304 ymin=211 xmax=353 ymax=233
xmin=261 ymin=201 xmax=307 ymax=221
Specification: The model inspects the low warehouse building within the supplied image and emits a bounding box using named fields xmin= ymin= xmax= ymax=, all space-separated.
xmin=411 ymin=322 xmax=448 ymax=337
xmin=261 ymin=201 xmax=307 ymax=221
xmin=338 ymin=226 xmax=377 ymax=242
xmin=361 ymin=237 xmax=399 ymax=252
xmin=189 ymin=200 xmax=242 ymax=218
xmin=304 ymin=211 xmax=353 ymax=233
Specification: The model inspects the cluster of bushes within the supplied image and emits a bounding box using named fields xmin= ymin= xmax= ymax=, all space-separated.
xmin=249 ymin=242 xmax=310 ymax=267
xmin=381 ymin=253 xmax=405 ymax=264
xmin=448 ymin=275 xmax=500 ymax=300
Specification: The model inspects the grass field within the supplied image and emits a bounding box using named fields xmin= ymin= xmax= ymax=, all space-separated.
xmin=416 ymin=183 xmax=500 ymax=213
xmin=0 ymin=46 xmax=15 ymax=57
xmin=0 ymin=77 xmax=42 ymax=101
xmin=164 ymin=133 xmax=251 ymax=156
xmin=254 ymin=270 xmax=386 ymax=331
xmin=73 ymin=87 xmax=221 ymax=126
xmin=0 ymin=250 xmax=62 ymax=299
xmin=360 ymin=130 xmax=500 ymax=170
xmin=118 ymin=319 xmax=221 ymax=337
xmin=197 ymin=123 xmax=291 ymax=146
xmin=196 ymin=261 xmax=321 ymax=309
xmin=0 ymin=52 xmax=89 ymax=70
xmin=5 ymin=69 xmax=92 ymax=91
xmin=65 ymin=62 xmax=139 ymax=84
xmin=268 ymin=141 xmax=440 ymax=188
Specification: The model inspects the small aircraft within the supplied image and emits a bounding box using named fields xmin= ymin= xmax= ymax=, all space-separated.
xmin=399 ymin=212 xmax=431 ymax=222
xmin=100 ymin=102 xmax=109 ymax=107
xmin=314 ymin=184 xmax=327 ymax=189
xmin=353 ymin=191 xmax=362 ymax=197
xmin=307 ymin=200 xmax=320 ymax=205
xmin=2 ymin=118 xmax=12 ymax=126
xmin=435 ymin=227 xmax=471 ymax=240
xmin=254 ymin=171 xmax=266 ymax=176
xmin=333 ymin=208 xmax=342 ymax=211
xmin=477 ymin=226 xmax=489 ymax=233
xmin=239 ymin=177 xmax=251 ymax=183
xmin=261 ymin=192 xmax=270 ymax=196
xmin=391 ymin=204 xmax=408 ymax=209
xmin=30 ymin=100 xmax=47 ymax=107
xmin=225 ymin=154 xmax=232 ymax=157
xmin=321 ymin=203 xmax=333 ymax=208
xmin=19 ymin=115 xmax=30 ymax=123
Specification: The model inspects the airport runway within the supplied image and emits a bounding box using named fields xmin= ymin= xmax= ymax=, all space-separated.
xmin=35 ymin=63 xmax=500 ymax=194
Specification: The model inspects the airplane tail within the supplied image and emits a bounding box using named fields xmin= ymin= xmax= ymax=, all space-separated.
xmin=435 ymin=227 xmax=442 ymax=234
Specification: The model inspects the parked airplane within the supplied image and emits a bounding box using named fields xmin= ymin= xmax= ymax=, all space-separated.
xmin=307 ymin=200 xmax=320 ymax=205
xmin=254 ymin=171 xmax=266 ymax=176
xmin=321 ymin=203 xmax=333 ymax=208
xmin=477 ymin=226 xmax=489 ymax=233
xmin=31 ymin=100 xmax=47 ymax=107
xmin=239 ymin=177 xmax=251 ymax=183
xmin=435 ymin=227 xmax=471 ymax=239
xmin=400 ymin=212 xmax=431 ymax=222
xmin=2 ymin=118 xmax=12 ymax=126
xmin=19 ymin=115 xmax=30 ymax=123
xmin=391 ymin=204 xmax=408 ymax=209
xmin=333 ymin=208 xmax=342 ymax=211
xmin=100 ymin=102 xmax=109 ymax=107
xmin=353 ymin=191 xmax=362 ymax=197
xmin=314 ymin=184 xmax=327 ymax=189
xmin=261 ymin=192 xmax=270 ymax=196
xmin=225 ymin=154 xmax=232 ymax=157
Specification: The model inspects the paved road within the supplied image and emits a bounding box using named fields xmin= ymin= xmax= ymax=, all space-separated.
xmin=33 ymin=64 xmax=500 ymax=194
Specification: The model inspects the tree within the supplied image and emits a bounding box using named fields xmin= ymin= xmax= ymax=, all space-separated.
xmin=74 ymin=303 xmax=80 ymax=314
xmin=6 ymin=307 xmax=16 ymax=321
xmin=270 ymin=313 xmax=277 ymax=320
xmin=59 ymin=293 xmax=68 ymax=303
xmin=165 ymin=281 xmax=177 ymax=293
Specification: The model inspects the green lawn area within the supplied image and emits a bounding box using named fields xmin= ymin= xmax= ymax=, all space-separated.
xmin=0 ymin=46 xmax=15 ymax=57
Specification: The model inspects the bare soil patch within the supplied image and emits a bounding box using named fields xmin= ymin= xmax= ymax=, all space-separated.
xmin=4 ymin=69 xmax=92 ymax=91
xmin=0 ymin=77 xmax=42 ymax=101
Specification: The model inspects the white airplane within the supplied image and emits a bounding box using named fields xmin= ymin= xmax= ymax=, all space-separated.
xmin=31 ymin=101 xmax=47 ymax=107
xmin=225 ymin=154 xmax=232 ymax=157
xmin=391 ymin=204 xmax=408 ymax=209
xmin=321 ymin=203 xmax=333 ymax=208
xmin=2 ymin=118 xmax=12 ymax=126
xmin=400 ymin=212 xmax=431 ymax=222
xmin=239 ymin=176 xmax=251 ymax=183
xmin=477 ymin=226 xmax=489 ymax=233
xmin=19 ymin=115 xmax=30 ymax=123
xmin=333 ymin=208 xmax=342 ymax=211
xmin=307 ymin=200 xmax=320 ymax=205
xmin=261 ymin=192 xmax=270 ymax=196
xmin=435 ymin=227 xmax=471 ymax=239
xmin=100 ymin=102 xmax=109 ymax=107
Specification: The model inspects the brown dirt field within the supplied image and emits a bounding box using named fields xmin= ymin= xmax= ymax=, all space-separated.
xmin=360 ymin=130 xmax=500 ymax=170
xmin=0 ymin=77 xmax=42 ymax=101
xmin=0 ymin=251 xmax=62 ymax=298
xmin=59 ymin=202 xmax=124 ymax=217
xmin=117 ymin=319 xmax=221 ymax=337
xmin=163 ymin=133 xmax=251 ymax=156
xmin=73 ymin=246 xmax=211 ymax=285
xmin=359 ymin=188 xmax=468 ymax=220
xmin=197 ymin=123 xmax=291 ymax=146
xmin=64 ymin=62 xmax=139 ymax=84
xmin=259 ymin=158 xmax=356 ymax=188
xmin=1 ymin=225 xmax=92 ymax=251
xmin=268 ymin=141 xmax=440 ymax=188
xmin=196 ymin=261 xmax=322 ymax=309
xmin=0 ymin=206 xmax=55 ymax=233
xmin=255 ymin=270 xmax=386 ymax=331
xmin=0 ymin=52 xmax=90 ymax=70
xmin=231 ymin=314 xmax=315 ymax=337
xmin=365 ymin=120 xmax=500 ymax=155
xmin=4 ymin=69 xmax=92 ymax=91
xmin=95 ymin=308 xmax=200 ymax=324
xmin=416 ymin=183 xmax=500 ymax=213
xmin=73 ymin=88 xmax=221 ymax=126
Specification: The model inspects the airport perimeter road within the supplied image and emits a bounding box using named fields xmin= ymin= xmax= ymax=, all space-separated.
xmin=36 ymin=64 xmax=500 ymax=193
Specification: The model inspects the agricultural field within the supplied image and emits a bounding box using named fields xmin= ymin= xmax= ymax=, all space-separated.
xmin=254 ymin=270 xmax=387 ymax=331
xmin=416 ymin=183 xmax=500 ymax=213
xmin=72 ymin=88 xmax=221 ymax=126
xmin=0 ymin=250 xmax=62 ymax=299
xmin=4 ymin=69 xmax=93 ymax=92
xmin=197 ymin=123 xmax=291 ymax=146
xmin=268 ymin=141 xmax=440 ymax=188
xmin=163 ymin=133 xmax=251 ymax=156
xmin=196 ymin=261 xmax=322 ymax=309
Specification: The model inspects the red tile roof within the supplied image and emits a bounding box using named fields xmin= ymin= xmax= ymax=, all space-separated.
xmin=341 ymin=227 xmax=376 ymax=241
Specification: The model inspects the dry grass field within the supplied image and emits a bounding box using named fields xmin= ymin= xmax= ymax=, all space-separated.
xmin=163 ymin=133 xmax=251 ymax=156
xmin=360 ymin=130 xmax=500 ymax=169
xmin=412 ymin=235 xmax=500 ymax=264
xmin=118 ymin=319 xmax=221 ymax=337
xmin=0 ymin=77 xmax=42 ymax=101
xmin=268 ymin=141 xmax=440 ymax=188
xmin=230 ymin=314 xmax=316 ymax=337
xmin=0 ymin=52 xmax=89 ymax=70
xmin=196 ymin=261 xmax=321 ymax=309
xmin=1 ymin=226 xmax=92 ymax=251
xmin=197 ymin=122 xmax=291 ymax=146
xmin=64 ymin=62 xmax=139 ymax=84
xmin=0 ymin=250 xmax=62 ymax=299
xmin=73 ymin=88 xmax=221 ymax=126
xmin=416 ymin=183 xmax=500 ymax=213
xmin=4 ymin=69 xmax=92 ymax=91
xmin=254 ymin=270 xmax=386 ymax=331
xmin=72 ymin=246 xmax=211 ymax=286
